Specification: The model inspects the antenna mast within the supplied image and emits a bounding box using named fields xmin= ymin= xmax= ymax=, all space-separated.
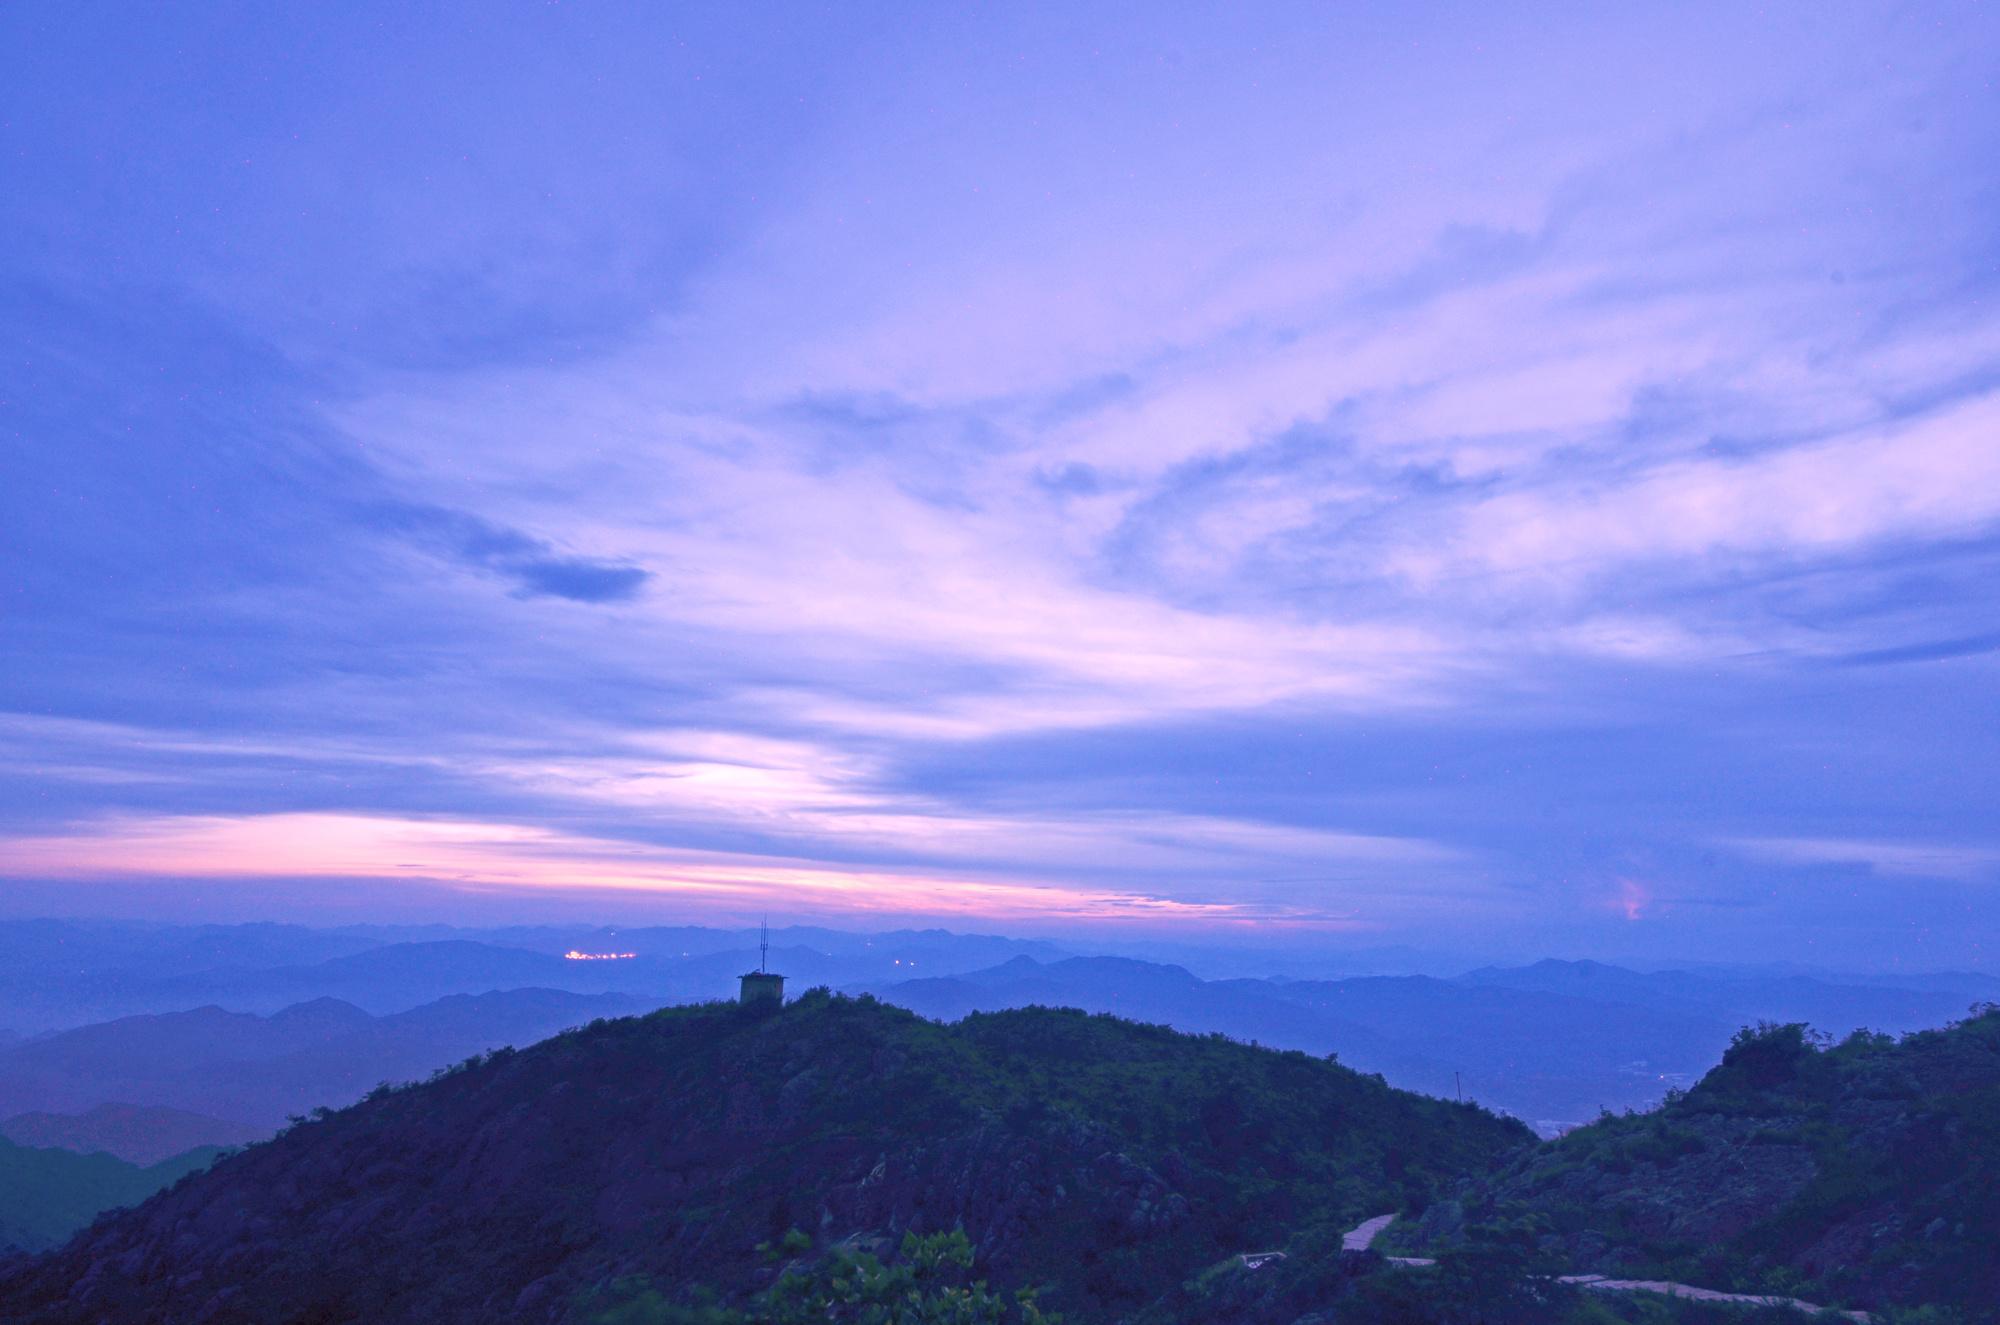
xmin=759 ymin=916 xmax=769 ymax=974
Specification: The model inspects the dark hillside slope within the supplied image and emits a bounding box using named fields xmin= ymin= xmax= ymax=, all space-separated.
xmin=1420 ymin=1007 xmax=2000 ymax=1318
xmin=0 ymin=992 xmax=1527 ymax=1325
xmin=869 ymin=956 xmax=1738 ymax=1123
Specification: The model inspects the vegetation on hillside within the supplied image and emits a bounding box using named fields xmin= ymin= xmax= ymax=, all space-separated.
xmin=1408 ymin=1008 xmax=2000 ymax=1319
xmin=0 ymin=991 xmax=1526 ymax=1324
xmin=584 ymin=1228 xmax=1060 ymax=1324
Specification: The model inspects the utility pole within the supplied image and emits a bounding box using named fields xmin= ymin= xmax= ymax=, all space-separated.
xmin=1455 ymin=1071 xmax=1462 ymax=1101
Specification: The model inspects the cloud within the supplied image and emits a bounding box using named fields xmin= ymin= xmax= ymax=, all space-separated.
xmin=505 ymin=557 xmax=650 ymax=604
xmin=370 ymin=503 xmax=651 ymax=604
xmin=0 ymin=712 xmax=1465 ymax=926
xmin=0 ymin=811 xmax=1364 ymax=929
xmin=1834 ymin=630 xmax=2000 ymax=668
xmin=1402 ymin=393 xmax=2000 ymax=593
xmin=1726 ymin=837 xmax=2000 ymax=882
xmin=6 ymin=4 xmax=2000 ymax=964
xmin=1613 ymin=879 xmax=1650 ymax=922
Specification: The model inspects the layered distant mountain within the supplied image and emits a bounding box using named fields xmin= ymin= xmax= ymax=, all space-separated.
xmin=5 ymin=918 xmax=1991 ymax=1136
xmin=0 ymin=920 xmax=1063 ymax=1031
xmin=0 ymin=1104 xmax=268 ymax=1166
xmin=863 ymin=955 xmax=2000 ymax=1128
xmin=0 ymin=994 xmax=1528 ymax=1324
xmin=0 ymin=1137 xmax=220 ymax=1255
xmin=1462 ymin=957 xmax=2000 ymax=1036
xmin=0 ymin=988 xmax=665 ymax=1126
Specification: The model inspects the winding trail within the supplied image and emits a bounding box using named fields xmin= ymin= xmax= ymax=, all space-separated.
xmin=1342 ymin=1214 xmax=1873 ymax=1323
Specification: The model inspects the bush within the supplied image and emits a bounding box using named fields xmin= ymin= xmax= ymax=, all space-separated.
xmin=586 ymin=1229 xmax=1061 ymax=1325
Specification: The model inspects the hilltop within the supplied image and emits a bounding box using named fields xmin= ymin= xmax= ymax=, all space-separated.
xmin=0 ymin=991 xmax=1525 ymax=1324
xmin=1408 ymin=1006 xmax=2000 ymax=1318
xmin=863 ymin=953 xmax=1995 ymax=1127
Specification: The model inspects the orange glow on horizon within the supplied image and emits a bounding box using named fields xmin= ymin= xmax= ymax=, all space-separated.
xmin=0 ymin=810 xmax=1364 ymax=929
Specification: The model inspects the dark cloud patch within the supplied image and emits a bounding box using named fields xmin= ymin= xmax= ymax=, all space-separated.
xmin=1834 ymin=630 xmax=2000 ymax=668
xmin=370 ymin=504 xmax=649 ymax=604
xmin=507 ymin=556 xmax=650 ymax=604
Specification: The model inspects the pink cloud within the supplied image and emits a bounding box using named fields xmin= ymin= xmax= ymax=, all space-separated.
xmin=1610 ymin=878 xmax=1651 ymax=921
xmin=0 ymin=811 xmax=1369 ymax=929
xmin=1414 ymin=392 xmax=2000 ymax=590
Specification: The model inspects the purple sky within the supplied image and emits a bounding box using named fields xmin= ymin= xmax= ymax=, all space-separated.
xmin=3 ymin=4 xmax=1999 ymax=968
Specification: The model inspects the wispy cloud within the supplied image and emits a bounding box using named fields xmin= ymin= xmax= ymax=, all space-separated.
xmin=5 ymin=4 xmax=2000 ymax=961
xmin=371 ymin=503 xmax=652 ymax=604
xmin=0 ymin=811 xmax=1367 ymax=928
xmin=1405 ymin=393 xmax=2000 ymax=593
xmin=1726 ymin=837 xmax=2000 ymax=883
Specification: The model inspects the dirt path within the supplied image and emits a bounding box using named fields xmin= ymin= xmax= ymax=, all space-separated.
xmin=1560 ymin=1275 xmax=1871 ymax=1322
xmin=1342 ymin=1215 xmax=1872 ymax=1322
xmin=1340 ymin=1213 xmax=1398 ymax=1252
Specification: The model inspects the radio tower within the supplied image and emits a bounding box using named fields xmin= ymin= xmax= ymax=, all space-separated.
xmin=740 ymin=916 xmax=785 ymax=1005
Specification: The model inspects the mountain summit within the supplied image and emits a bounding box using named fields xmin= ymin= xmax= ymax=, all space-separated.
xmin=0 ymin=991 xmax=1525 ymax=1324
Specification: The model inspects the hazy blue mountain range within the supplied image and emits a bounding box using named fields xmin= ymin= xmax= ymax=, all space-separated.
xmin=1462 ymin=958 xmax=2000 ymax=1033
xmin=863 ymin=955 xmax=2000 ymax=1127
xmin=3 ymin=922 xmax=1992 ymax=1134
xmin=1 ymin=1104 xmax=274 ymax=1166
xmin=0 ymin=988 xmax=666 ymax=1127
xmin=0 ymin=921 xmax=1062 ymax=1031
xmin=0 ymin=1136 xmax=220 ymax=1256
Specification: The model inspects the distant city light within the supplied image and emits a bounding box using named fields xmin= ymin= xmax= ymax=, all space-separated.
xmin=564 ymin=950 xmax=637 ymax=961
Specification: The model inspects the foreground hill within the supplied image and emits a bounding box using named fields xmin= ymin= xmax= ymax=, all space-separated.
xmin=870 ymin=956 xmax=2000 ymax=1130
xmin=1412 ymin=1007 xmax=2000 ymax=1317
xmin=0 ymin=1138 xmax=219 ymax=1255
xmin=0 ymin=992 xmax=1527 ymax=1324
xmin=868 ymin=956 xmax=1742 ymax=1125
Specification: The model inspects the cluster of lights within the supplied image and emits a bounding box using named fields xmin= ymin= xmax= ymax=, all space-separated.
xmin=563 ymin=950 xmax=638 ymax=961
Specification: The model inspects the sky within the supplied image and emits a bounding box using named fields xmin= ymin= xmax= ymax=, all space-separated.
xmin=3 ymin=3 xmax=1998 ymax=969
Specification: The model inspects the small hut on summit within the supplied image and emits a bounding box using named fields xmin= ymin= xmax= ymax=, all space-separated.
xmin=738 ymin=919 xmax=784 ymax=1005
